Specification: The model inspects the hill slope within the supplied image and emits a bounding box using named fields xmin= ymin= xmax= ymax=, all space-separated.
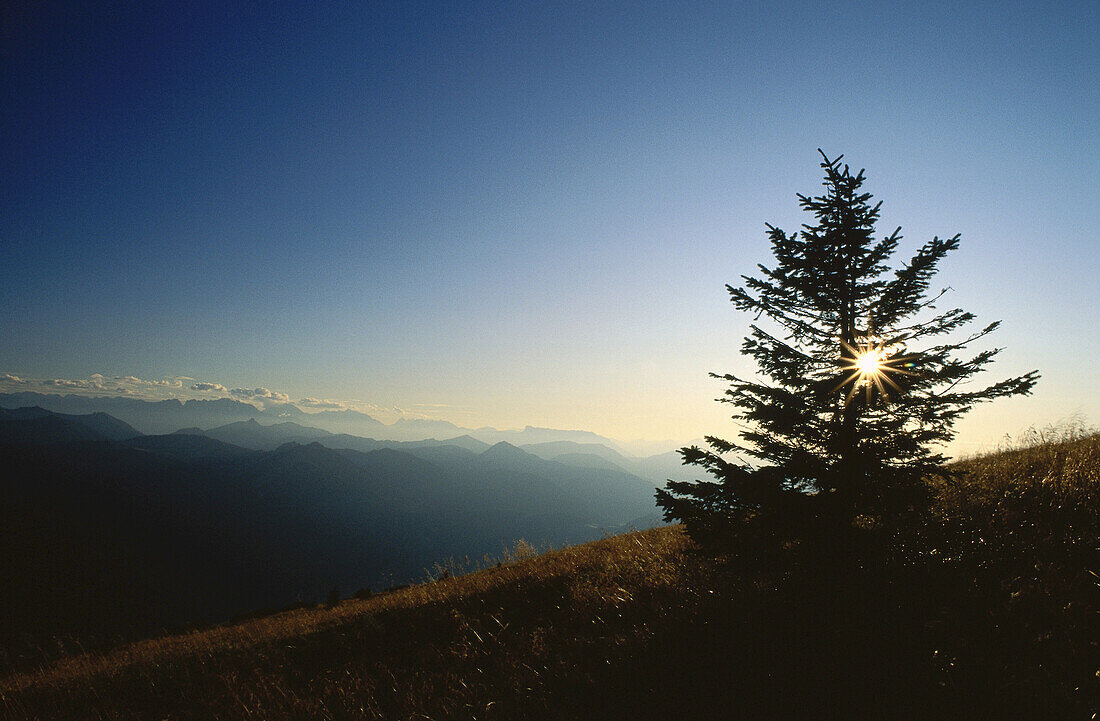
xmin=0 ymin=406 xmax=141 ymax=442
xmin=2 ymin=434 xmax=1096 ymax=720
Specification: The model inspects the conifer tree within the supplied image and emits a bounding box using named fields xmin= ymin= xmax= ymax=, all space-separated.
xmin=656 ymin=152 xmax=1038 ymax=545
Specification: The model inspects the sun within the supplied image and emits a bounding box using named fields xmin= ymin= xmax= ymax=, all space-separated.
xmin=855 ymin=348 xmax=884 ymax=377
xmin=836 ymin=338 xmax=917 ymax=405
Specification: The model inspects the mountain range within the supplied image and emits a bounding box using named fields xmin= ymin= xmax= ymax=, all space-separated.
xmin=168 ymin=418 xmax=687 ymax=484
xmin=0 ymin=392 xmax=679 ymax=455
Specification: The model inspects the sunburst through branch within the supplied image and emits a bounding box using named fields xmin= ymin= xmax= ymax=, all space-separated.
xmin=836 ymin=338 xmax=918 ymax=406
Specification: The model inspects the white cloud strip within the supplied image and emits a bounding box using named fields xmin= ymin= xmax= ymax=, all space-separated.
xmin=230 ymin=387 xmax=290 ymax=404
xmin=0 ymin=372 xmax=410 ymax=420
xmin=298 ymin=397 xmax=347 ymax=410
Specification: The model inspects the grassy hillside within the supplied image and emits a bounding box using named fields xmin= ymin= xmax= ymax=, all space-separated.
xmin=2 ymin=434 xmax=1097 ymax=720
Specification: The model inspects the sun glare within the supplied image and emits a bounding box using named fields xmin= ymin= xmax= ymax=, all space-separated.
xmin=836 ymin=338 xmax=918 ymax=406
xmin=855 ymin=349 xmax=884 ymax=377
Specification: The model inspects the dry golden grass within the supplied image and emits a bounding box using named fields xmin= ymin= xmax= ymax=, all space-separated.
xmin=945 ymin=427 xmax=1099 ymax=502
xmin=929 ymin=430 xmax=1098 ymax=570
xmin=0 ymin=540 xmax=541 ymax=695
xmin=1 ymin=526 xmax=699 ymax=720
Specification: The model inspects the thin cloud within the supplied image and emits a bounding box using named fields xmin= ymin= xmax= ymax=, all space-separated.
xmin=2 ymin=373 xmax=198 ymax=399
xmin=44 ymin=378 xmax=92 ymax=389
xmin=298 ymin=397 xmax=347 ymax=410
xmin=191 ymin=382 xmax=229 ymax=393
xmin=0 ymin=373 xmax=419 ymax=424
xmin=230 ymin=387 xmax=291 ymax=404
xmin=117 ymin=375 xmax=183 ymax=388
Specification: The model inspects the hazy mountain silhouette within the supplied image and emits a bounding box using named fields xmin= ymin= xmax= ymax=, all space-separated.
xmin=0 ymin=413 xmax=112 ymax=445
xmin=295 ymin=408 xmax=387 ymax=435
xmin=257 ymin=402 xmax=309 ymax=422
xmin=404 ymin=434 xmax=489 ymax=453
xmin=520 ymin=440 xmax=634 ymax=471
xmin=473 ymin=425 xmax=621 ymax=447
xmin=179 ymin=420 xmax=492 ymax=457
xmin=480 ymin=440 xmax=544 ymax=468
xmin=1 ymin=394 xmax=687 ymax=485
xmin=631 ymin=449 xmax=692 ymax=486
xmin=542 ymin=452 xmax=627 ymax=473
xmin=519 ymin=439 xmax=687 ymax=486
xmin=0 ymin=406 xmax=141 ymax=443
xmin=0 ymin=393 xmax=649 ymax=452
xmin=373 ymin=416 xmax=477 ymax=441
xmin=124 ymin=433 xmax=257 ymax=462
xmin=0 ymin=393 xmax=269 ymax=434
xmin=313 ymin=432 xmax=490 ymax=455
xmin=186 ymin=419 xmax=334 ymax=450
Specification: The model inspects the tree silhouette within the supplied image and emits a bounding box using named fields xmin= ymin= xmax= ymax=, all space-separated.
xmin=657 ymin=151 xmax=1038 ymax=547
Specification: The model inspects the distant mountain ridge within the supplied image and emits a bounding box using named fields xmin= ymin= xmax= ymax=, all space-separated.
xmin=179 ymin=419 xmax=334 ymax=450
xmin=0 ymin=393 xmax=276 ymax=435
xmin=182 ymin=420 xmax=681 ymax=484
xmin=0 ymin=405 xmax=142 ymax=443
xmin=0 ymin=391 xmax=665 ymax=453
xmin=1 ymin=394 xmax=690 ymax=484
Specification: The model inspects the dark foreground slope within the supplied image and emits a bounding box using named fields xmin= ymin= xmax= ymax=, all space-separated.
xmin=2 ymin=434 xmax=1096 ymax=720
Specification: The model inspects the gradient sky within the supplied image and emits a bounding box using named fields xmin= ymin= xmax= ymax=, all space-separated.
xmin=2 ymin=1 xmax=1097 ymax=453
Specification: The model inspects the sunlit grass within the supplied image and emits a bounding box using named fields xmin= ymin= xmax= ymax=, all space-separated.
xmin=0 ymin=527 xmax=697 ymax=719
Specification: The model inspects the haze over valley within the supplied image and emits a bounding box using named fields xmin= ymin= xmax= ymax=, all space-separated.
xmin=0 ymin=397 xmax=674 ymax=654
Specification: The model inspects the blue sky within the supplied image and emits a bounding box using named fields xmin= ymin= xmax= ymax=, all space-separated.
xmin=2 ymin=1 xmax=1097 ymax=451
